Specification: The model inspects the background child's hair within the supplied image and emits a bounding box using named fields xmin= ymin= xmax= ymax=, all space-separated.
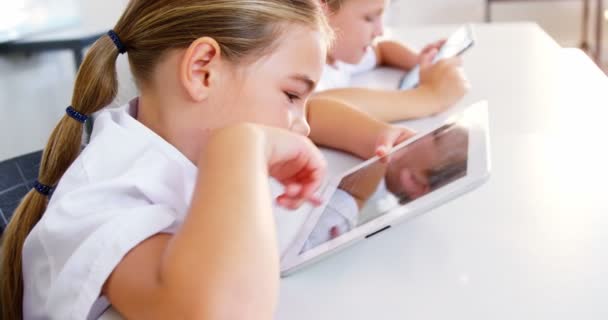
xmin=0 ymin=1 xmax=331 ymax=318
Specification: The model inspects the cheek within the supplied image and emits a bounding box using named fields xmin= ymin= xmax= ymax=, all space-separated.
xmin=400 ymin=170 xmax=429 ymax=198
xmin=262 ymin=97 xmax=292 ymax=129
xmin=337 ymin=39 xmax=368 ymax=63
xmin=336 ymin=19 xmax=363 ymax=46
xmin=278 ymin=107 xmax=292 ymax=128
xmin=348 ymin=20 xmax=369 ymax=44
xmin=235 ymin=90 xmax=286 ymax=127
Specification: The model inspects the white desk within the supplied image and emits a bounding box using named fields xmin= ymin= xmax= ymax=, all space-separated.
xmin=100 ymin=23 xmax=608 ymax=319
xmin=275 ymin=24 xmax=608 ymax=320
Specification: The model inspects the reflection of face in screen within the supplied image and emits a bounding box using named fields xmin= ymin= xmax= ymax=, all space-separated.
xmin=385 ymin=124 xmax=468 ymax=204
xmin=301 ymin=123 xmax=469 ymax=253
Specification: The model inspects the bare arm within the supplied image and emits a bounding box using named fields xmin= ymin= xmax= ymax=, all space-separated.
xmin=374 ymin=40 xmax=420 ymax=70
xmin=307 ymin=96 xmax=389 ymax=159
xmin=374 ymin=39 xmax=446 ymax=71
xmin=103 ymin=124 xmax=322 ymax=319
xmin=338 ymin=161 xmax=388 ymax=209
xmin=306 ymin=97 xmax=414 ymax=208
xmin=314 ymin=54 xmax=468 ymax=122
xmin=313 ymin=86 xmax=440 ymax=122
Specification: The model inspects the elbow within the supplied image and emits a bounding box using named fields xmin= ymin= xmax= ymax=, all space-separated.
xmin=152 ymin=275 xmax=278 ymax=320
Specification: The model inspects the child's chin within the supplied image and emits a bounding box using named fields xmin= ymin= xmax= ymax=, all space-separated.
xmin=342 ymin=52 xmax=365 ymax=65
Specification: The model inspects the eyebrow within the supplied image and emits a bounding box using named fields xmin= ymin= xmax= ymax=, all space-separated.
xmin=290 ymin=74 xmax=316 ymax=93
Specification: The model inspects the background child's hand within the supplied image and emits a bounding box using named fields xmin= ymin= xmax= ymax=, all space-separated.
xmin=374 ymin=125 xmax=416 ymax=162
xmin=259 ymin=125 xmax=327 ymax=210
xmin=418 ymin=49 xmax=470 ymax=115
xmin=418 ymin=39 xmax=447 ymax=62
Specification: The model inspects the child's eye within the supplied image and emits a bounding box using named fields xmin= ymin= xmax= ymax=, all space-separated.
xmin=364 ymin=15 xmax=374 ymax=22
xmin=284 ymin=92 xmax=300 ymax=103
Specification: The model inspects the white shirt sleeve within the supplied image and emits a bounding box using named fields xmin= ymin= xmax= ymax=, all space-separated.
xmin=342 ymin=47 xmax=379 ymax=76
xmin=23 ymin=202 xmax=178 ymax=320
xmin=315 ymin=48 xmax=378 ymax=92
xmin=22 ymin=100 xmax=197 ymax=320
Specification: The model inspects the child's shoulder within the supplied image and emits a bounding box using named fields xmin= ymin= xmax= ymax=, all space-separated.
xmin=50 ymin=99 xmax=197 ymax=216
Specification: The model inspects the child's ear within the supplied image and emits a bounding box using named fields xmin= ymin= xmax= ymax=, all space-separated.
xmin=180 ymin=37 xmax=222 ymax=102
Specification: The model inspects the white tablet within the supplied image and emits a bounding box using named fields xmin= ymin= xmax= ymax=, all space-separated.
xmin=280 ymin=101 xmax=491 ymax=276
xmin=398 ymin=24 xmax=476 ymax=90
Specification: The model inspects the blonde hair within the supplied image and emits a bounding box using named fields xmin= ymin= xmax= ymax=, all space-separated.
xmin=0 ymin=1 xmax=331 ymax=318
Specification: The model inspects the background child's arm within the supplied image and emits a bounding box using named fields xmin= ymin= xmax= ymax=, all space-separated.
xmin=374 ymin=39 xmax=445 ymax=71
xmin=314 ymin=53 xmax=468 ymax=122
xmin=307 ymin=96 xmax=393 ymax=159
xmin=307 ymin=96 xmax=414 ymax=160
xmin=374 ymin=40 xmax=419 ymax=70
xmin=314 ymin=86 xmax=441 ymax=122
xmin=338 ymin=160 xmax=388 ymax=209
xmin=306 ymin=97 xmax=393 ymax=208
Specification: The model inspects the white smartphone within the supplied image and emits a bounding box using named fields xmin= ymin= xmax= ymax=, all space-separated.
xmin=398 ymin=24 xmax=476 ymax=90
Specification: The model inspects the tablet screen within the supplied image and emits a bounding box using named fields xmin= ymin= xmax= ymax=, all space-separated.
xmin=300 ymin=122 xmax=469 ymax=252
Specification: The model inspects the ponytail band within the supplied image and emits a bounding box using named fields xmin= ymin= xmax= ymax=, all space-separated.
xmin=107 ymin=30 xmax=127 ymax=54
xmin=33 ymin=181 xmax=53 ymax=197
xmin=66 ymin=106 xmax=88 ymax=123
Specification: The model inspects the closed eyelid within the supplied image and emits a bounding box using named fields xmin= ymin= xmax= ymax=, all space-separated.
xmin=289 ymin=74 xmax=315 ymax=94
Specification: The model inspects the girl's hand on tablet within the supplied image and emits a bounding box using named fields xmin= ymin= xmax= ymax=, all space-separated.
xmin=374 ymin=125 xmax=416 ymax=163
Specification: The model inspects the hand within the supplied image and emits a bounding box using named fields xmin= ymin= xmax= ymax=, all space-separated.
xmin=418 ymin=39 xmax=446 ymax=62
xmin=418 ymin=49 xmax=470 ymax=115
xmin=259 ymin=126 xmax=328 ymax=210
xmin=373 ymin=125 xmax=416 ymax=162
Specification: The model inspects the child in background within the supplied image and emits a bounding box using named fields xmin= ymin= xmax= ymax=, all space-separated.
xmin=316 ymin=0 xmax=470 ymax=122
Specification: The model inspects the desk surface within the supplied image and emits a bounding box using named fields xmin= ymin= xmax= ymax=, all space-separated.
xmin=275 ymin=23 xmax=608 ymax=320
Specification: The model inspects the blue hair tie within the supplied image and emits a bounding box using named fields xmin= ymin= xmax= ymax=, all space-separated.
xmin=66 ymin=106 xmax=88 ymax=123
xmin=107 ymin=30 xmax=127 ymax=54
xmin=33 ymin=180 xmax=53 ymax=197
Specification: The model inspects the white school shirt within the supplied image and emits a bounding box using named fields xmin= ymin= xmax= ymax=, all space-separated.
xmin=22 ymin=98 xmax=357 ymax=319
xmin=315 ymin=47 xmax=378 ymax=92
xmin=22 ymin=98 xmax=199 ymax=319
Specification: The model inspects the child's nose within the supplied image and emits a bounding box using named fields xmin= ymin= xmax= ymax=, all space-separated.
xmin=375 ymin=24 xmax=384 ymax=37
xmin=291 ymin=116 xmax=311 ymax=136
xmin=374 ymin=20 xmax=384 ymax=38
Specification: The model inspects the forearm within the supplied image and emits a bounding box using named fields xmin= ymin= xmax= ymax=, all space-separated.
xmin=313 ymin=86 xmax=440 ymax=122
xmin=307 ymin=97 xmax=388 ymax=159
xmin=375 ymin=40 xmax=419 ymax=70
xmin=162 ymin=124 xmax=278 ymax=319
xmin=339 ymin=161 xmax=388 ymax=208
